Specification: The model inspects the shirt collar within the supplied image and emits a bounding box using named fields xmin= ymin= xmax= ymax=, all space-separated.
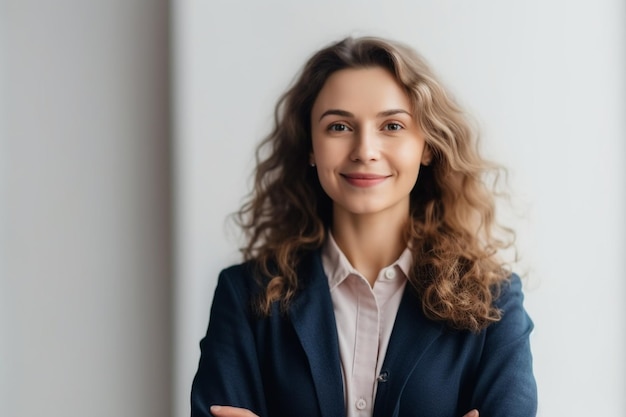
xmin=321 ymin=231 xmax=413 ymax=290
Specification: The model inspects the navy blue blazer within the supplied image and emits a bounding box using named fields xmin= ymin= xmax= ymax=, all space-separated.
xmin=191 ymin=251 xmax=537 ymax=417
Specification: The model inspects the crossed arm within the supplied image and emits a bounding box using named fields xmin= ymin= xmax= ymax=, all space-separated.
xmin=209 ymin=406 xmax=480 ymax=417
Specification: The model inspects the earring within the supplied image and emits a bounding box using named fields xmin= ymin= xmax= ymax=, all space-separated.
xmin=310 ymin=162 xmax=316 ymax=167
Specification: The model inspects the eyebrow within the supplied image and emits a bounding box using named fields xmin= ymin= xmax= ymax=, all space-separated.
xmin=318 ymin=108 xmax=412 ymax=121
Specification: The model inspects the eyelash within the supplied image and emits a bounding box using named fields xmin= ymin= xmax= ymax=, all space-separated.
xmin=326 ymin=122 xmax=405 ymax=132
xmin=328 ymin=123 xmax=351 ymax=132
xmin=383 ymin=122 xmax=403 ymax=131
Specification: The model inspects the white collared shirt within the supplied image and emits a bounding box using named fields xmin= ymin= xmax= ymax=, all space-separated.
xmin=321 ymin=233 xmax=412 ymax=417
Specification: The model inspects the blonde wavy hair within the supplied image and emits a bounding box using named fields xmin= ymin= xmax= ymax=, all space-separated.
xmin=237 ymin=36 xmax=514 ymax=332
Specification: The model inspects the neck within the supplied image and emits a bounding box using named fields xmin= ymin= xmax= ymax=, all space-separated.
xmin=331 ymin=207 xmax=408 ymax=286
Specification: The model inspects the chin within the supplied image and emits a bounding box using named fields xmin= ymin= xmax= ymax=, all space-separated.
xmin=337 ymin=203 xmax=387 ymax=216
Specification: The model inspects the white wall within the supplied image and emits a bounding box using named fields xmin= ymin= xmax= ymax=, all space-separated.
xmin=174 ymin=1 xmax=626 ymax=416
xmin=1 ymin=1 xmax=172 ymax=416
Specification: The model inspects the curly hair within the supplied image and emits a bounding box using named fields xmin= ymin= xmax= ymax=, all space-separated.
xmin=236 ymin=36 xmax=515 ymax=332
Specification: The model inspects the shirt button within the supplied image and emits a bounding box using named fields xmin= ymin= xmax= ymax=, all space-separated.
xmin=384 ymin=268 xmax=396 ymax=280
xmin=377 ymin=370 xmax=389 ymax=382
xmin=355 ymin=398 xmax=367 ymax=410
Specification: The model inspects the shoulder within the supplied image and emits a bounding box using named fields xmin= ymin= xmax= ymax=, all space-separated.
xmin=216 ymin=260 xmax=264 ymax=297
xmin=216 ymin=250 xmax=325 ymax=295
xmin=219 ymin=260 xmax=259 ymax=281
xmin=487 ymin=272 xmax=534 ymax=342
xmin=494 ymin=273 xmax=528 ymax=315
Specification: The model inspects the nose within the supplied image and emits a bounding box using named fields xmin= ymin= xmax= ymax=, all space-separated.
xmin=350 ymin=129 xmax=380 ymax=162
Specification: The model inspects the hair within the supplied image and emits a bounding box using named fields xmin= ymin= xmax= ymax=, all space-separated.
xmin=236 ymin=36 xmax=515 ymax=332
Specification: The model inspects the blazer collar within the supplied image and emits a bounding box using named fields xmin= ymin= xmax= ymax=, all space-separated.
xmin=288 ymin=251 xmax=345 ymax=417
xmin=287 ymin=251 xmax=444 ymax=417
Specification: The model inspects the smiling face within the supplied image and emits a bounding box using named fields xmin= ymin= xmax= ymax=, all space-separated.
xmin=310 ymin=67 xmax=430 ymax=222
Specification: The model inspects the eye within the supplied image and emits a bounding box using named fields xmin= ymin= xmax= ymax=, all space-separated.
xmin=383 ymin=122 xmax=404 ymax=131
xmin=328 ymin=123 xmax=351 ymax=132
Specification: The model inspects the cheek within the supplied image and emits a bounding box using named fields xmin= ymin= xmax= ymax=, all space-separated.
xmin=312 ymin=140 xmax=344 ymax=171
xmin=312 ymin=157 xmax=343 ymax=200
xmin=395 ymin=144 xmax=425 ymax=175
xmin=315 ymin=165 xmax=338 ymax=197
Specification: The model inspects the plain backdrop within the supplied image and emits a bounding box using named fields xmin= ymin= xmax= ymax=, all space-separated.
xmin=1 ymin=1 xmax=624 ymax=417
xmin=173 ymin=1 xmax=625 ymax=417
xmin=1 ymin=1 xmax=172 ymax=417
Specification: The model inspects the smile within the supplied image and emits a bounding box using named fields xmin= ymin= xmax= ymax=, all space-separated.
xmin=340 ymin=173 xmax=390 ymax=187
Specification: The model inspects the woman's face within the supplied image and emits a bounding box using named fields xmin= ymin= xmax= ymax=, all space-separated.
xmin=310 ymin=67 xmax=430 ymax=220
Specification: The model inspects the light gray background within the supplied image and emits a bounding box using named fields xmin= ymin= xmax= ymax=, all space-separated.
xmin=1 ymin=1 xmax=172 ymax=417
xmin=1 ymin=1 xmax=624 ymax=417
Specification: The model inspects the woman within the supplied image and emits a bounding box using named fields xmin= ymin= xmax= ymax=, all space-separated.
xmin=191 ymin=36 xmax=537 ymax=417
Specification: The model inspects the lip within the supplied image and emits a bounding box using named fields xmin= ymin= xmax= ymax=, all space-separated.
xmin=341 ymin=172 xmax=390 ymax=187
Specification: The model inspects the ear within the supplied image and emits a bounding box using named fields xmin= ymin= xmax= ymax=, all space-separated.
xmin=309 ymin=153 xmax=316 ymax=167
xmin=421 ymin=146 xmax=433 ymax=166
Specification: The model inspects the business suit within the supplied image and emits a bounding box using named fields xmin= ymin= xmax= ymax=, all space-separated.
xmin=191 ymin=250 xmax=537 ymax=417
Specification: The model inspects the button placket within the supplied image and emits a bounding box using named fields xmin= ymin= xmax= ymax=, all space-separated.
xmin=355 ymin=397 xmax=367 ymax=410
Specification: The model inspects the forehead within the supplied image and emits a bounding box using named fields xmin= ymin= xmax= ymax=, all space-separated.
xmin=311 ymin=67 xmax=411 ymax=116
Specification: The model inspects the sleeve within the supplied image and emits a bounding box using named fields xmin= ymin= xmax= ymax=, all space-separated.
xmin=190 ymin=268 xmax=268 ymax=417
xmin=470 ymin=274 xmax=538 ymax=416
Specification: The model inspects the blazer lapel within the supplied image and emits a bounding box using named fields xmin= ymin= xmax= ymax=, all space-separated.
xmin=373 ymin=285 xmax=444 ymax=417
xmin=288 ymin=252 xmax=345 ymax=417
